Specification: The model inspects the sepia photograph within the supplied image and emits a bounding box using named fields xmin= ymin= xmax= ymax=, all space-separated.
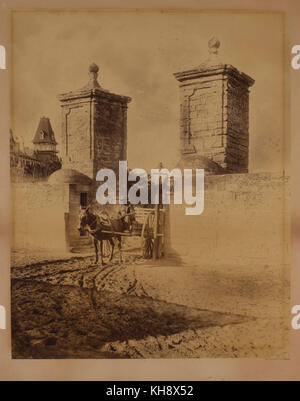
xmin=9 ymin=10 xmax=290 ymax=360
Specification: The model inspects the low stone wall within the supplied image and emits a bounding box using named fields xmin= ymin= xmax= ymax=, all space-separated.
xmin=11 ymin=182 xmax=66 ymax=251
xmin=167 ymin=172 xmax=290 ymax=266
xmin=11 ymin=171 xmax=290 ymax=267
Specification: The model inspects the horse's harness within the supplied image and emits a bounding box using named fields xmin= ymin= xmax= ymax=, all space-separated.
xmin=86 ymin=215 xmax=100 ymax=234
xmin=84 ymin=211 xmax=135 ymax=235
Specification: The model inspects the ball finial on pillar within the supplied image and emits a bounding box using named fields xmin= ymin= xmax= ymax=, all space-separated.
xmin=208 ymin=37 xmax=220 ymax=55
xmin=87 ymin=63 xmax=101 ymax=88
xmin=89 ymin=63 xmax=99 ymax=73
xmin=89 ymin=63 xmax=99 ymax=78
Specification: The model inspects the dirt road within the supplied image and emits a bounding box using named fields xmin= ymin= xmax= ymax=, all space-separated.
xmin=11 ymin=252 xmax=290 ymax=359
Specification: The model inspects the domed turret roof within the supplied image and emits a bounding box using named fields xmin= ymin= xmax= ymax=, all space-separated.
xmin=48 ymin=168 xmax=92 ymax=185
xmin=177 ymin=154 xmax=226 ymax=174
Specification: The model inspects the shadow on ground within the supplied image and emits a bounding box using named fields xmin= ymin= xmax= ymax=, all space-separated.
xmin=12 ymin=279 xmax=249 ymax=359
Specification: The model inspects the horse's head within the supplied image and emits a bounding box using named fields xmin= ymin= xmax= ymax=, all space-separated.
xmin=78 ymin=208 xmax=90 ymax=235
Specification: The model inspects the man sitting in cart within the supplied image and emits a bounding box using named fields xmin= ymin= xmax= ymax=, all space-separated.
xmin=117 ymin=201 xmax=135 ymax=232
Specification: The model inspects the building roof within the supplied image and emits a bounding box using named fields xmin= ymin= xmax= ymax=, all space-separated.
xmin=33 ymin=117 xmax=57 ymax=145
xmin=48 ymin=168 xmax=92 ymax=186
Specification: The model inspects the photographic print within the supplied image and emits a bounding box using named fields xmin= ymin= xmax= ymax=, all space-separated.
xmin=10 ymin=10 xmax=290 ymax=360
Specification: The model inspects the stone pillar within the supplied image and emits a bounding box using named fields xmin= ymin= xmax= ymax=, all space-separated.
xmin=174 ymin=38 xmax=254 ymax=173
xmin=58 ymin=63 xmax=131 ymax=182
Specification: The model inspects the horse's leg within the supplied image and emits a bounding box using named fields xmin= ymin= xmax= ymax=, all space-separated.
xmin=109 ymin=237 xmax=114 ymax=262
xmin=94 ymin=238 xmax=99 ymax=264
xmin=118 ymin=236 xmax=122 ymax=263
xmin=100 ymin=240 xmax=105 ymax=266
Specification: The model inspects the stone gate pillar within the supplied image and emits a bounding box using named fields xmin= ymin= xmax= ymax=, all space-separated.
xmin=59 ymin=63 xmax=131 ymax=185
xmin=55 ymin=64 xmax=131 ymax=251
xmin=174 ymin=38 xmax=254 ymax=173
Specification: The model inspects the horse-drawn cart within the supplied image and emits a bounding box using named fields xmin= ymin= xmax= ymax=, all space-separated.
xmin=90 ymin=205 xmax=165 ymax=260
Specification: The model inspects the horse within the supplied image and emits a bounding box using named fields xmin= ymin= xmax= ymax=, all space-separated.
xmin=78 ymin=206 xmax=133 ymax=266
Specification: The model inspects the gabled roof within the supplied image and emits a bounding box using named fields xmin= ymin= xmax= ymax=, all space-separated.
xmin=33 ymin=117 xmax=57 ymax=145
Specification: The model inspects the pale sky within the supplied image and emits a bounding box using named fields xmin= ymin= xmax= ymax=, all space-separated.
xmin=12 ymin=11 xmax=286 ymax=172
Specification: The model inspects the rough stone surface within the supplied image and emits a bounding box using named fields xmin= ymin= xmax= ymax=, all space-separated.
xmin=166 ymin=172 xmax=290 ymax=266
xmin=59 ymin=84 xmax=130 ymax=185
xmin=175 ymin=65 xmax=254 ymax=173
